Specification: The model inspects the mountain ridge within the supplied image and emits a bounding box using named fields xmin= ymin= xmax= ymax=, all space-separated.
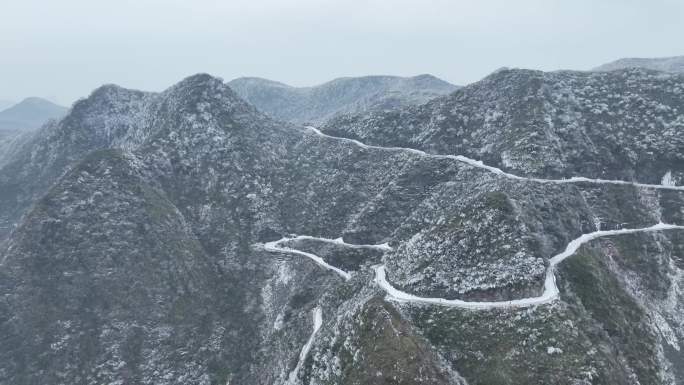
xmin=594 ymin=55 xmax=684 ymax=73
xmin=228 ymin=74 xmax=459 ymax=124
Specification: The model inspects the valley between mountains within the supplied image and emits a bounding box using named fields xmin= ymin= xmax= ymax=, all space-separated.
xmin=1 ymin=68 xmax=684 ymax=385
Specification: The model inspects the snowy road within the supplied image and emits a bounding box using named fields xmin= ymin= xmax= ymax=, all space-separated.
xmin=375 ymin=223 xmax=684 ymax=309
xmin=264 ymin=237 xmax=352 ymax=280
xmin=296 ymin=125 xmax=684 ymax=307
xmin=306 ymin=126 xmax=684 ymax=191
xmin=262 ymin=224 xmax=684 ymax=310
xmin=263 ymin=235 xmax=392 ymax=281
xmin=287 ymin=306 xmax=323 ymax=385
xmin=289 ymin=235 xmax=392 ymax=252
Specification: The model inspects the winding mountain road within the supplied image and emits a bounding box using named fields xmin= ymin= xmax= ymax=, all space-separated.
xmin=264 ymin=235 xmax=392 ymax=281
xmin=264 ymin=237 xmax=353 ymax=280
xmin=260 ymin=128 xmax=684 ymax=310
xmin=306 ymin=126 xmax=684 ymax=191
xmin=263 ymin=127 xmax=684 ymax=383
xmin=375 ymin=222 xmax=684 ymax=309
xmin=261 ymin=224 xmax=684 ymax=310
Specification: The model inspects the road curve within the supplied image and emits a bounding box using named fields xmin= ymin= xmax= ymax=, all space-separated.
xmin=263 ymin=237 xmax=353 ymax=280
xmin=262 ymin=224 xmax=684 ymax=310
xmin=377 ymin=223 xmax=684 ymax=308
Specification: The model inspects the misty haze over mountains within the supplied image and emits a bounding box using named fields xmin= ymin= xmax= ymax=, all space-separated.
xmin=1 ymin=52 xmax=684 ymax=384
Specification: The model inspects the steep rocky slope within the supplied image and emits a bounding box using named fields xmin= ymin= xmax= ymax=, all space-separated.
xmin=228 ymin=74 xmax=458 ymax=125
xmin=0 ymin=86 xmax=157 ymax=243
xmin=0 ymin=71 xmax=683 ymax=384
xmin=595 ymin=56 xmax=684 ymax=74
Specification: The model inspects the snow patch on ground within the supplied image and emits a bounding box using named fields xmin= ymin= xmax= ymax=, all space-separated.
xmin=547 ymin=346 xmax=563 ymax=355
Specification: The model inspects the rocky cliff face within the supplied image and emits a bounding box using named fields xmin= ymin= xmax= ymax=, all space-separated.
xmin=0 ymin=70 xmax=683 ymax=385
xmin=228 ymin=74 xmax=459 ymax=125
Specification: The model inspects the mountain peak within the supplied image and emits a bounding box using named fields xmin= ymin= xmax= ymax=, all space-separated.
xmin=68 ymin=84 xmax=151 ymax=128
xmin=84 ymin=73 xmax=234 ymax=108
xmin=0 ymin=96 xmax=67 ymax=131
xmin=230 ymin=76 xmax=293 ymax=89
xmin=5 ymin=96 xmax=65 ymax=111
xmin=17 ymin=97 xmax=59 ymax=106
xmin=480 ymin=67 xmax=542 ymax=80
xmin=411 ymin=73 xmax=444 ymax=82
xmin=176 ymin=73 xmax=225 ymax=87
xmin=85 ymin=83 xmax=148 ymax=104
xmin=163 ymin=73 xmax=246 ymax=106
xmin=593 ymin=55 xmax=684 ymax=74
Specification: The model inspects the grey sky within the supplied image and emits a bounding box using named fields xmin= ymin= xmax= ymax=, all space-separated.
xmin=2 ymin=0 xmax=683 ymax=105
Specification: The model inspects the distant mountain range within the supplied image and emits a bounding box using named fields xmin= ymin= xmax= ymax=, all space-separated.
xmin=594 ymin=55 xmax=684 ymax=73
xmin=0 ymin=97 xmax=67 ymax=132
xmin=228 ymin=74 xmax=459 ymax=124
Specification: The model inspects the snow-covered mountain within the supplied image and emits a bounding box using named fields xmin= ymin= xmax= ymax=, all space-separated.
xmin=324 ymin=68 xmax=684 ymax=183
xmin=1 ymin=71 xmax=683 ymax=385
xmin=594 ymin=55 xmax=684 ymax=74
xmin=228 ymin=74 xmax=459 ymax=124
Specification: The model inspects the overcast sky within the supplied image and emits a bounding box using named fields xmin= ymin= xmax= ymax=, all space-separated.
xmin=1 ymin=0 xmax=683 ymax=105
